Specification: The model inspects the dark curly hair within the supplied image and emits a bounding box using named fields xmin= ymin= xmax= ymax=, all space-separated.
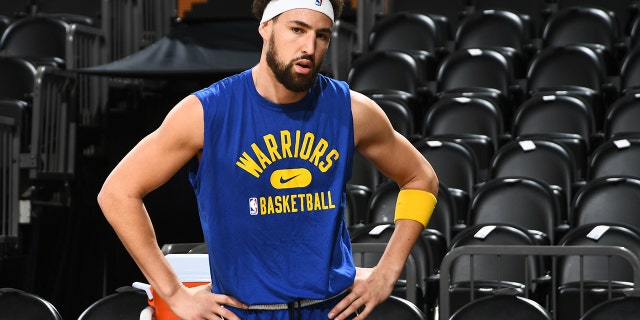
xmin=252 ymin=0 xmax=344 ymax=22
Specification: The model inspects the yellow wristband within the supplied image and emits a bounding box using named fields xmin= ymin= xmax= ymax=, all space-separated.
xmin=394 ymin=189 xmax=437 ymax=228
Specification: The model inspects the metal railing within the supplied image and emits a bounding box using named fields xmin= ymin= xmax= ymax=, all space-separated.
xmin=0 ymin=109 xmax=20 ymax=243
xmin=66 ymin=23 xmax=108 ymax=128
xmin=101 ymin=0 xmax=176 ymax=62
xmin=438 ymin=245 xmax=640 ymax=320
xmin=355 ymin=0 xmax=386 ymax=53
xmin=30 ymin=66 xmax=76 ymax=179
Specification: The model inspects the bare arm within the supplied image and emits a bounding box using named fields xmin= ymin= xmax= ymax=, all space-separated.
xmin=97 ymin=95 xmax=245 ymax=319
xmin=330 ymin=91 xmax=438 ymax=319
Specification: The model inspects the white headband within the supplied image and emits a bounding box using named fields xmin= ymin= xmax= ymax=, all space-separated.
xmin=260 ymin=0 xmax=334 ymax=24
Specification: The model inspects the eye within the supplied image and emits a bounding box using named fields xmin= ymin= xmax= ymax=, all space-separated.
xmin=291 ymin=27 xmax=303 ymax=34
xmin=317 ymin=32 xmax=330 ymax=41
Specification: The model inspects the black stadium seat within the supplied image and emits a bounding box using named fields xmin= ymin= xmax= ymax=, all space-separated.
xmin=556 ymin=223 xmax=640 ymax=320
xmin=0 ymin=15 xmax=70 ymax=68
xmin=78 ymin=287 xmax=149 ymax=320
xmin=445 ymin=223 xmax=547 ymax=315
xmin=490 ymin=138 xmax=577 ymax=224
xmin=467 ymin=177 xmax=561 ymax=244
xmin=0 ymin=288 xmax=63 ymax=320
xmin=604 ymin=93 xmax=640 ymax=139
xmin=455 ymin=9 xmax=533 ymax=77
xmin=571 ymin=176 xmax=640 ymax=229
xmin=450 ymin=293 xmax=552 ymax=320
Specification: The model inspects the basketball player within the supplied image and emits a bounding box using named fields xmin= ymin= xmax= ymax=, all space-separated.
xmin=98 ymin=0 xmax=438 ymax=319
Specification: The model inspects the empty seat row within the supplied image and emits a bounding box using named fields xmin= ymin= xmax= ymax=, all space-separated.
xmin=347 ymin=45 xmax=640 ymax=119
xmin=352 ymin=90 xmax=640 ymax=192
xmin=347 ymin=137 xmax=640 ymax=315
xmin=376 ymin=4 xmax=640 ymax=56
xmin=345 ymin=47 xmax=630 ymax=136
xmin=450 ymin=293 xmax=640 ymax=320
xmin=0 ymin=285 xmax=158 ymax=320
xmin=350 ymin=220 xmax=640 ymax=319
xmin=389 ymin=0 xmax=640 ymax=40
xmin=349 ymin=163 xmax=640 ymax=246
xmin=439 ymin=222 xmax=640 ymax=320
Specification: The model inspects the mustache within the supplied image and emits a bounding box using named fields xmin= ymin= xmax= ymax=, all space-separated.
xmin=291 ymin=54 xmax=315 ymax=64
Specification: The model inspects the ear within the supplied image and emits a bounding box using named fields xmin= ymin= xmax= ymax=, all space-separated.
xmin=258 ymin=21 xmax=271 ymax=39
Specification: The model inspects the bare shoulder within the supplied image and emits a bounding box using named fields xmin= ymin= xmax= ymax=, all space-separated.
xmin=350 ymin=90 xmax=394 ymax=148
xmin=350 ymin=90 xmax=379 ymax=117
xmin=157 ymin=94 xmax=204 ymax=150
xmin=164 ymin=94 xmax=204 ymax=126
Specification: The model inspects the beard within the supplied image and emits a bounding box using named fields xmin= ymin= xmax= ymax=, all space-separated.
xmin=266 ymin=34 xmax=323 ymax=93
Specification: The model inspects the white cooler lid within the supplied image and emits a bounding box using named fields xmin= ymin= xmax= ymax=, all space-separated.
xmin=166 ymin=254 xmax=211 ymax=282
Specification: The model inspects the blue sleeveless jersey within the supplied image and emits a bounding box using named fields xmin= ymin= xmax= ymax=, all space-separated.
xmin=190 ymin=69 xmax=356 ymax=305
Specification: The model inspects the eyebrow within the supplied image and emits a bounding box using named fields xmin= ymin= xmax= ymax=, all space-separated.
xmin=289 ymin=20 xmax=332 ymax=34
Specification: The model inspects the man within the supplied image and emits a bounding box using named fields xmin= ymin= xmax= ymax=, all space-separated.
xmin=97 ymin=0 xmax=438 ymax=319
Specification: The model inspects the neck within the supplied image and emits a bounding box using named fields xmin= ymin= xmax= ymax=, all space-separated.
xmin=252 ymin=62 xmax=307 ymax=105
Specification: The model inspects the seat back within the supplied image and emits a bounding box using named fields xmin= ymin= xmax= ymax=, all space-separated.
xmin=347 ymin=50 xmax=422 ymax=96
xmin=0 ymin=16 xmax=69 ymax=66
xmin=468 ymin=177 xmax=560 ymax=244
xmin=422 ymin=95 xmax=504 ymax=152
xmin=620 ymin=49 xmax=640 ymax=93
xmin=0 ymin=56 xmax=37 ymax=102
xmin=556 ymin=223 xmax=640 ymax=320
xmin=557 ymin=0 xmax=631 ymax=35
xmin=368 ymin=12 xmax=442 ymax=54
xmin=604 ymin=93 xmax=640 ymax=139
xmin=450 ymin=294 xmax=552 ymax=320
xmin=512 ymin=93 xmax=595 ymax=150
xmin=469 ymin=0 xmax=551 ymax=35
xmin=542 ymin=6 xmax=619 ymax=51
xmin=449 ymin=224 xmax=543 ymax=282
xmin=437 ymin=48 xmax=513 ymax=95
xmin=588 ymin=138 xmax=640 ymax=180
xmin=580 ymin=295 xmax=640 ymax=320
xmin=571 ymin=176 xmax=640 ymax=229
xmin=456 ymin=9 xmax=529 ymax=52
xmin=78 ymin=287 xmax=149 ymax=320
xmin=389 ymin=0 xmax=464 ymax=33
xmin=446 ymin=224 xmax=545 ymax=314
xmin=423 ymin=133 xmax=496 ymax=181
xmin=0 ymin=288 xmax=63 ymax=320
xmin=370 ymin=95 xmax=415 ymax=138
xmin=491 ymin=139 xmax=576 ymax=189
xmin=527 ymin=45 xmax=605 ymax=93
xmin=413 ymin=138 xmax=479 ymax=199
xmin=345 ymin=184 xmax=371 ymax=227
xmin=348 ymin=150 xmax=382 ymax=191
xmin=367 ymin=295 xmax=427 ymax=320
xmin=490 ymin=139 xmax=576 ymax=222
xmin=542 ymin=6 xmax=619 ymax=76
xmin=0 ymin=15 xmax=9 ymax=36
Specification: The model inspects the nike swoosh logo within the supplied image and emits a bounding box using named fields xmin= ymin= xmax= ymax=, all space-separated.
xmin=280 ymin=174 xmax=300 ymax=184
xmin=270 ymin=168 xmax=312 ymax=189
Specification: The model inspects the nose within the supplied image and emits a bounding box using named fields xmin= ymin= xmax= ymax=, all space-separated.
xmin=301 ymin=33 xmax=317 ymax=56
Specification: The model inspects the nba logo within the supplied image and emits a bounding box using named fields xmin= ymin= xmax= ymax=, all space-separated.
xmin=315 ymin=0 xmax=322 ymax=6
xmin=249 ymin=197 xmax=258 ymax=215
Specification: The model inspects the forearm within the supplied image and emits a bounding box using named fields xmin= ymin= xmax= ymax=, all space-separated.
xmin=98 ymin=189 xmax=183 ymax=301
xmin=374 ymin=219 xmax=424 ymax=284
